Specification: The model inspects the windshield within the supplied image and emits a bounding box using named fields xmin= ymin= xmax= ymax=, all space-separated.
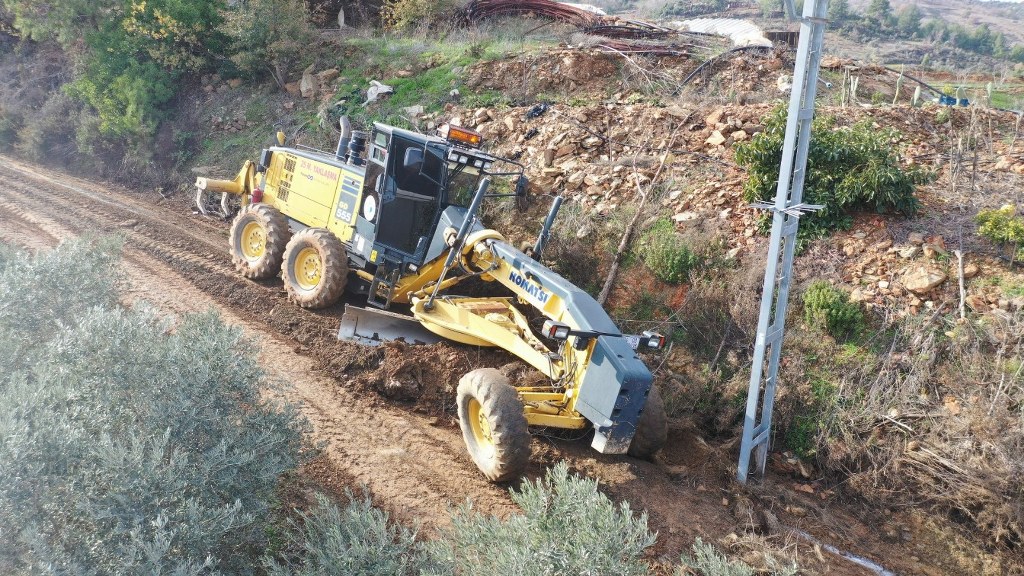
xmin=446 ymin=163 xmax=482 ymax=208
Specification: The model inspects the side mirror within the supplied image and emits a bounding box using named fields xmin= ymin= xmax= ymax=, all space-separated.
xmin=403 ymin=147 xmax=424 ymax=170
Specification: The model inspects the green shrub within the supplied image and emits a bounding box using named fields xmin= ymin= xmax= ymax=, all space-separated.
xmin=7 ymin=0 xmax=227 ymax=139
xmin=67 ymin=57 xmax=178 ymax=138
xmin=802 ymin=280 xmax=864 ymax=339
xmin=976 ymin=205 xmax=1024 ymax=260
xmin=658 ymin=0 xmax=728 ymax=17
xmin=735 ymin=107 xmax=926 ymax=243
xmin=270 ymin=463 xmax=655 ymax=576
xmin=265 ymin=493 xmax=436 ymax=576
xmin=639 ymin=218 xmax=698 ymax=284
xmin=220 ymin=0 xmax=315 ymax=87
xmin=73 ymin=108 xmax=120 ymax=170
xmin=382 ymin=0 xmax=460 ymax=30
xmin=434 ymin=462 xmax=656 ymax=575
xmin=0 ymin=238 xmax=304 ymax=574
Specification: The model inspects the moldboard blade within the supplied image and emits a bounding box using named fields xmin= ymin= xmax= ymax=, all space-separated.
xmin=338 ymin=304 xmax=443 ymax=346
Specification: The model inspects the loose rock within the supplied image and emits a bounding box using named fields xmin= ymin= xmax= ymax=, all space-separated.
xmin=903 ymin=266 xmax=948 ymax=295
xmin=706 ymin=131 xmax=727 ymax=146
xmin=300 ymin=65 xmax=317 ymax=98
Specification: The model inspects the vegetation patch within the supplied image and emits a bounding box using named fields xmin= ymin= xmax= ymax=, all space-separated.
xmin=266 ymin=462 xmax=655 ymax=575
xmin=784 ymin=374 xmax=838 ymax=458
xmin=0 ymin=238 xmax=304 ymax=574
xmin=802 ymin=280 xmax=865 ymax=340
xmin=320 ymin=30 xmax=548 ymax=133
xmin=266 ymin=492 xmax=436 ymax=576
xmin=221 ymin=0 xmax=316 ymax=88
xmin=1 ymin=239 xmax=660 ymax=574
xmin=976 ymin=205 xmax=1024 ymax=262
xmin=382 ymin=0 xmax=461 ymax=31
xmin=735 ymin=107 xmax=926 ymax=243
xmin=6 ymin=0 xmax=229 ymax=138
xmin=770 ymin=309 xmax=1024 ymax=552
xmin=680 ymin=537 xmax=798 ymax=576
xmin=638 ymin=217 xmax=699 ymax=284
xmin=434 ymin=462 xmax=655 ymax=575
xmin=827 ymin=0 xmax=1024 ymax=62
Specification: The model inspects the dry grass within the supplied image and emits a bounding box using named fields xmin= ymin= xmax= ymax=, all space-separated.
xmin=791 ymin=308 xmax=1024 ymax=546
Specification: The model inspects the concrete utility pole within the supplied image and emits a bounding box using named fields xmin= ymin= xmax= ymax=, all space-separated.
xmin=737 ymin=0 xmax=829 ymax=483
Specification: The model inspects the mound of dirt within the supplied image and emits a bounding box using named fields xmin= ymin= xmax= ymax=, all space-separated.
xmin=466 ymin=49 xmax=620 ymax=101
xmin=351 ymin=341 xmax=467 ymax=409
xmin=465 ymin=49 xmax=692 ymax=102
xmin=316 ymin=338 xmax=517 ymax=416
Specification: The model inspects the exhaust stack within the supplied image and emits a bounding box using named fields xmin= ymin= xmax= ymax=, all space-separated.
xmin=336 ymin=117 xmax=352 ymax=160
xmin=347 ymin=131 xmax=367 ymax=166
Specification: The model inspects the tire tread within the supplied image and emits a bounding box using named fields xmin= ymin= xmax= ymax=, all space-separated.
xmin=281 ymin=227 xmax=348 ymax=309
xmin=229 ymin=204 xmax=290 ymax=279
xmin=457 ymin=368 xmax=531 ymax=482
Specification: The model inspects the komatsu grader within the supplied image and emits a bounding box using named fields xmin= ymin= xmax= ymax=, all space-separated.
xmin=195 ymin=118 xmax=668 ymax=481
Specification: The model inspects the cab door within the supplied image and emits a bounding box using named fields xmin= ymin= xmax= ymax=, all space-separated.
xmin=373 ymin=134 xmax=442 ymax=262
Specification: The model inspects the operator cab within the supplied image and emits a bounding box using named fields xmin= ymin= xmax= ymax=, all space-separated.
xmin=359 ymin=123 xmax=526 ymax=270
xmin=375 ymin=129 xmax=442 ymax=259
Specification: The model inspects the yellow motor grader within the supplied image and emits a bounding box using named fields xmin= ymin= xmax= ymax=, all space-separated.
xmin=195 ymin=118 xmax=667 ymax=481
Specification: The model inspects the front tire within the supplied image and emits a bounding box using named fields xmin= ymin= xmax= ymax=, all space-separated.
xmin=281 ymin=228 xmax=348 ymax=309
xmin=229 ymin=204 xmax=290 ymax=279
xmin=627 ymin=384 xmax=667 ymax=460
xmin=457 ymin=368 xmax=531 ymax=482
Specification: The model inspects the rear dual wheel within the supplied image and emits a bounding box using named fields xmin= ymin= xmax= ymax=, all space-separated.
xmin=282 ymin=227 xmax=348 ymax=309
xmin=229 ymin=204 xmax=290 ymax=279
xmin=457 ymin=368 xmax=531 ymax=483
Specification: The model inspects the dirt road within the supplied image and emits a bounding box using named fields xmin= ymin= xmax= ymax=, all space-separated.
xmin=0 ymin=157 xmax=967 ymax=575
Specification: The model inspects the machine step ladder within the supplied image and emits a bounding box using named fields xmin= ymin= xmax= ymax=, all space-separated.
xmin=737 ymin=0 xmax=829 ymax=483
xmin=367 ymin=258 xmax=401 ymax=309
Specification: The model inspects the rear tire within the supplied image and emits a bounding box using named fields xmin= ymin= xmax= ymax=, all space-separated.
xmin=282 ymin=228 xmax=348 ymax=309
xmin=457 ymin=368 xmax=530 ymax=482
xmin=229 ymin=204 xmax=290 ymax=279
xmin=627 ymin=384 xmax=667 ymax=460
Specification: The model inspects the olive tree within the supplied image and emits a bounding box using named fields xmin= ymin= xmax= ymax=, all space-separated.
xmin=0 ymin=238 xmax=304 ymax=575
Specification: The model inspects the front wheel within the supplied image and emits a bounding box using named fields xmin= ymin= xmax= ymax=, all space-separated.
xmin=281 ymin=228 xmax=348 ymax=309
xmin=457 ymin=368 xmax=531 ymax=482
xmin=627 ymin=384 xmax=667 ymax=460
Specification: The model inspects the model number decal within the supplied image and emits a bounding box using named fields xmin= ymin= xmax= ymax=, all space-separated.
xmin=509 ymin=271 xmax=550 ymax=305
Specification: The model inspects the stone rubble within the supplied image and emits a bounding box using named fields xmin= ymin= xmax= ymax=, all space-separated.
xmin=201 ymin=58 xmax=1024 ymax=319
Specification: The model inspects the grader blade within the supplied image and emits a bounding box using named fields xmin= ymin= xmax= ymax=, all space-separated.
xmin=337 ymin=304 xmax=443 ymax=346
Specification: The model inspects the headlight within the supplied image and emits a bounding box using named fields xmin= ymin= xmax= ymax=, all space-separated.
xmin=542 ymin=319 xmax=571 ymax=341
